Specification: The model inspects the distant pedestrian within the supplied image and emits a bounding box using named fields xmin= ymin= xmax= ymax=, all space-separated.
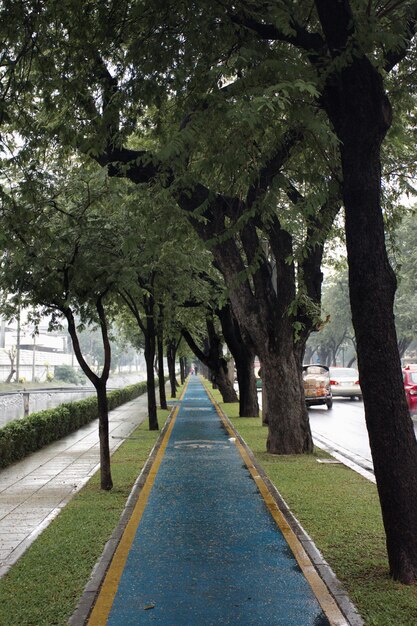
xmin=190 ymin=366 xmax=195 ymax=375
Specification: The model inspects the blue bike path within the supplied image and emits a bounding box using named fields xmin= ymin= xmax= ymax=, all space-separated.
xmin=87 ymin=377 xmax=346 ymax=625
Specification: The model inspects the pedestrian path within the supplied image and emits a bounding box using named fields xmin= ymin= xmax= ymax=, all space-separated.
xmin=0 ymin=392 xmax=150 ymax=578
xmin=85 ymin=377 xmax=348 ymax=626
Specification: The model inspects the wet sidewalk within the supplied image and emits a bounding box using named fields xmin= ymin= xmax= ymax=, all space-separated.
xmin=81 ymin=377 xmax=349 ymax=626
xmin=0 ymin=392 xmax=150 ymax=578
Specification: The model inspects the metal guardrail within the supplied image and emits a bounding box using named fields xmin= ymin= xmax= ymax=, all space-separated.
xmin=0 ymin=388 xmax=98 ymax=417
xmin=0 ymin=386 xmax=119 ymax=397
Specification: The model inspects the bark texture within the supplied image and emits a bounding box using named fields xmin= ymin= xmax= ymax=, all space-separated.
xmin=316 ymin=1 xmax=417 ymax=582
xmin=144 ymin=322 xmax=159 ymax=430
xmin=157 ymin=331 xmax=167 ymax=410
xmin=167 ymin=338 xmax=179 ymax=397
xmin=216 ymin=303 xmax=259 ymax=417
xmin=96 ymin=380 xmax=113 ymax=491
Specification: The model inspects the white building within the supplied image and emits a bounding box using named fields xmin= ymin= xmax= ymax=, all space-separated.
xmin=0 ymin=316 xmax=72 ymax=383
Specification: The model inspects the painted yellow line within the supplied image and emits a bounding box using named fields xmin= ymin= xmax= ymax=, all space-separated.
xmin=87 ymin=386 xmax=187 ymax=625
xmin=204 ymin=385 xmax=349 ymax=626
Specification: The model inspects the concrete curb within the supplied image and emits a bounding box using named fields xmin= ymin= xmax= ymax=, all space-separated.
xmin=217 ymin=407 xmax=365 ymax=626
xmin=68 ymin=403 xmax=179 ymax=626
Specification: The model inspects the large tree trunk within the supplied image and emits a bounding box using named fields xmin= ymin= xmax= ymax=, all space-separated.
xmin=144 ymin=331 xmax=159 ymax=430
xmin=319 ymin=33 xmax=417 ymax=581
xmin=212 ymin=358 xmax=238 ymax=403
xmin=96 ymin=380 xmax=113 ymax=491
xmin=235 ymin=354 xmax=258 ymax=417
xmin=157 ymin=331 xmax=167 ymax=410
xmin=217 ymin=303 xmax=259 ymax=417
xmin=206 ymin=217 xmax=314 ymax=453
xmin=262 ymin=351 xmax=313 ymax=454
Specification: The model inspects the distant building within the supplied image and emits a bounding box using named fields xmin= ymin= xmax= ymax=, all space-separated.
xmin=0 ymin=316 xmax=72 ymax=382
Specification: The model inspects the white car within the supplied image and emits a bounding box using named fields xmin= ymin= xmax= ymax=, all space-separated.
xmin=329 ymin=367 xmax=362 ymax=400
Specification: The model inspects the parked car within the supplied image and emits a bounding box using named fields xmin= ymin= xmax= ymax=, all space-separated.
xmin=329 ymin=367 xmax=362 ymax=400
xmin=402 ymin=365 xmax=417 ymax=415
xmin=302 ymin=364 xmax=333 ymax=409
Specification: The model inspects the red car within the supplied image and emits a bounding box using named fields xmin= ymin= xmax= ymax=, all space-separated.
xmin=403 ymin=365 xmax=417 ymax=415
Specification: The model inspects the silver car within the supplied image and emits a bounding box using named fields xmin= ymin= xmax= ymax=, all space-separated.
xmin=329 ymin=367 xmax=362 ymax=400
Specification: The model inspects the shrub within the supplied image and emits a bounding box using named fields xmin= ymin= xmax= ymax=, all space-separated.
xmin=0 ymin=381 xmax=148 ymax=470
xmin=54 ymin=365 xmax=82 ymax=385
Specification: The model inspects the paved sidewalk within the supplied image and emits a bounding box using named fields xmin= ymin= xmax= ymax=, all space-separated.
xmin=0 ymin=392 xmax=150 ymax=578
xmin=81 ymin=377 xmax=350 ymax=626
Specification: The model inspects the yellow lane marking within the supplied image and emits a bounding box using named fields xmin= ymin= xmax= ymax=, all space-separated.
xmin=87 ymin=385 xmax=187 ymax=625
xmin=204 ymin=385 xmax=349 ymax=626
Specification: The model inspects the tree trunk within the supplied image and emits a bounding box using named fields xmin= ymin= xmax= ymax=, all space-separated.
xmin=262 ymin=351 xmax=313 ymax=454
xmin=64 ymin=301 xmax=113 ymax=490
xmin=216 ymin=303 xmax=259 ymax=417
xmin=323 ymin=51 xmax=417 ymax=582
xmin=235 ymin=353 xmax=259 ymax=417
xmin=167 ymin=338 xmax=178 ymax=398
xmin=207 ymin=221 xmax=313 ymax=452
xmin=145 ymin=332 xmax=159 ymax=430
xmin=157 ymin=332 xmax=167 ymax=410
xmin=5 ymin=369 xmax=15 ymax=384
xmin=212 ymin=359 xmax=238 ymax=403
xmin=179 ymin=356 xmax=186 ymax=385
xmin=96 ymin=380 xmax=113 ymax=490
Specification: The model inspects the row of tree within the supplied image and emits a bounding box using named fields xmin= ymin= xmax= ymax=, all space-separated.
xmin=1 ymin=0 xmax=417 ymax=582
xmin=0 ymin=161 xmax=245 ymax=489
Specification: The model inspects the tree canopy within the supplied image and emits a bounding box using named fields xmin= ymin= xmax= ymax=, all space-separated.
xmin=1 ymin=0 xmax=417 ymax=582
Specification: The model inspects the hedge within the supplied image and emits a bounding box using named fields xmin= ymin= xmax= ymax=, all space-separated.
xmin=0 ymin=381 xmax=148 ymax=470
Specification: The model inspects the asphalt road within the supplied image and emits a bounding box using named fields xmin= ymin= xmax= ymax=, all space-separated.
xmin=308 ymin=398 xmax=373 ymax=470
xmin=308 ymin=397 xmax=417 ymax=475
xmin=256 ymin=390 xmax=416 ymax=477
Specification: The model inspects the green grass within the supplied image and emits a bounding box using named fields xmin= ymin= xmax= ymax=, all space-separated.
xmin=0 ymin=406 xmax=173 ymax=626
xmin=207 ymin=385 xmax=417 ymax=626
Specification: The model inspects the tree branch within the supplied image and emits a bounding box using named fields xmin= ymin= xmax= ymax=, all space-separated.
xmin=96 ymin=295 xmax=111 ymax=383
xmin=63 ymin=305 xmax=100 ymax=387
xmin=383 ymin=11 xmax=417 ymax=72
xmin=246 ymin=128 xmax=304 ymax=210
xmin=119 ymin=289 xmax=146 ymax=334
xmin=181 ymin=328 xmax=207 ymax=364
xmin=228 ymin=8 xmax=325 ymax=54
xmin=314 ymin=0 xmax=354 ymax=56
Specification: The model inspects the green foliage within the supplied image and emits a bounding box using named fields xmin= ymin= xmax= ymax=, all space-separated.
xmin=306 ymin=266 xmax=355 ymax=366
xmin=0 ymin=381 xmax=147 ymax=470
xmin=389 ymin=208 xmax=417 ymax=356
xmin=54 ymin=364 xmax=85 ymax=385
xmin=311 ymin=207 xmax=417 ymax=364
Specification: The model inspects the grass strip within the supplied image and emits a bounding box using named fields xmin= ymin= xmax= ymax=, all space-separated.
xmin=206 ymin=384 xmax=417 ymax=626
xmin=0 ymin=404 xmax=175 ymax=626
